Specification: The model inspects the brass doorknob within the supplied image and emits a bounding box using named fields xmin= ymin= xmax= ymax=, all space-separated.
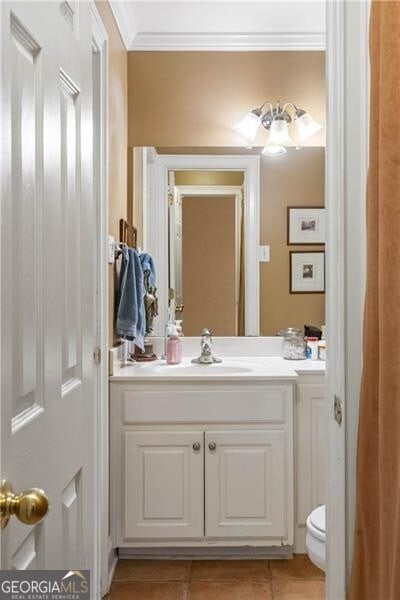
xmin=0 ymin=480 xmax=49 ymax=529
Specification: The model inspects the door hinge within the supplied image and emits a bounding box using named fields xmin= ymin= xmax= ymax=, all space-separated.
xmin=93 ymin=347 xmax=101 ymax=365
xmin=334 ymin=395 xmax=343 ymax=425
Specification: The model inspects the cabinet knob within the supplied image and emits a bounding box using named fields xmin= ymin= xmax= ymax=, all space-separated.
xmin=192 ymin=442 xmax=201 ymax=451
xmin=208 ymin=442 xmax=217 ymax=451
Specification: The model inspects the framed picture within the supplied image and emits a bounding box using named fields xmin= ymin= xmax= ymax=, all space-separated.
xmin=290 ymin=251 xmax=325 ymax=294
xmin=287 ymin=206 xmax=325 ymax=245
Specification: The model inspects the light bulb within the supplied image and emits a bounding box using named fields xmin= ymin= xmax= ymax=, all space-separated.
xmin=234 ymin=109 xmax=261 ymax=144
xmin=262 ymin=144 xmax=287 ymax=157
xmin=295 ymin=110 xmax=322 ymax=140
xmin=268 ymin=117 xmax=292 ymax=145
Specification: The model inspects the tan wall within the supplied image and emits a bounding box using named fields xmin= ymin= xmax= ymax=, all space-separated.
xmin=182 ymin=196 xmax=237 ymax=336
xmin=260 ymin=147 xmax=325 ymax=335
xmin=96 ymin=1 xmax=128 ymax=345
xmin=128 ymin=52 xmax=325 ymax=148
xmin=175 ymin=170 xmax=244 ymax=186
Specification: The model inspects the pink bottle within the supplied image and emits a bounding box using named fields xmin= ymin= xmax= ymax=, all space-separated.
xmin=166 ymin=324 xmax=182 ymax=365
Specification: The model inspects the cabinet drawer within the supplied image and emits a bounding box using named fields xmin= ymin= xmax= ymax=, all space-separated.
xmin=122 ymin=386 xmax=292 ymax=424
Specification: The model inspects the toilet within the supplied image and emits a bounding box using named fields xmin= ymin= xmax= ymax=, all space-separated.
xmin=306 ymin=505 xmax=326 ymax=572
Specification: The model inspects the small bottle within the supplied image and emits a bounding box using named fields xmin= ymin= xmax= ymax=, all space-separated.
xmin=306 ymin=337 xmax=319 ymax=361
xmin=166 ymin=324 xmax=182 ymax=365
xmin=318 ymin=340 xmax=326 ymax=361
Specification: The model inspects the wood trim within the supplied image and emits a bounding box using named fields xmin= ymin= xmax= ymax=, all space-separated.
xmin=119 ymin=218 xmax=137 ymax=248
xmin=145 ymin=153 xmax=260 ymax=336
xmin=129 ymin=32 xmax=325 ymax=52
xmin=91 ymin=5 xmax=110 ymax=597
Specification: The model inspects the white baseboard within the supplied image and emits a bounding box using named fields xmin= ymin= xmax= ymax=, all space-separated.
xmin=106 ymin=538 xmax=118 ymax=594
xmin=294 ymin=526 xmax=307 ymax=554
xmin=117 ymin=546 xmax=293 ymax=560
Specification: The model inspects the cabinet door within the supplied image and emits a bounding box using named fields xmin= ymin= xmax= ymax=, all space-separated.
xmin=296 ymin=384 xmax=327 ymax=528
xmin=124 ymin=431 xmax=204 ymax=539
xmin=205 ymin=430 xmax=287 ymax=539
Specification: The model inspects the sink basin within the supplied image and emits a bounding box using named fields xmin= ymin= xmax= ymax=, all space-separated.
xmin=151 ymin=364 xmax=253 ymax=376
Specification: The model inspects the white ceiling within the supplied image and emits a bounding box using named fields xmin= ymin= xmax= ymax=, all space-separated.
xmin=109 ymin=1 xmax=326 ymax=51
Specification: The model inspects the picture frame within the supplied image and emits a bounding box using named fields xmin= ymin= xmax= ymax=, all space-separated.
xmin=287 ymin=206 xmax=325 ymax=245
xmin=290 ymin=251 xmax=325 ymax=294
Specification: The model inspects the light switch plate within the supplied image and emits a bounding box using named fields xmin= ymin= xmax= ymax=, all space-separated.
xmin=108 ymin=235 xmax=115 ymax=264
xmin=259 ymin=245 xmax=270 ymax=262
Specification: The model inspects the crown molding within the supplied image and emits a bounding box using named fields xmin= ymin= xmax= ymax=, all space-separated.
xmin=108 ymin=1 xmax=325 ymax=52
xmin=108 ymin=1 xmax=137 ymax=49
xmin=129 ymin=31 xmax=325 ymax=51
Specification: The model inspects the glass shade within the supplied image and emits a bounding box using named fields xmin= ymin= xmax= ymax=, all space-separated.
xmin=234 ymin=110 xmax=261 ymax=144
xmin=262 ymin=144 xmax=287 ymax=157
xmin=268 ymin=118 xmax=292 ymax=145
xmin=295 ymin=112 xmax=322 ymax=140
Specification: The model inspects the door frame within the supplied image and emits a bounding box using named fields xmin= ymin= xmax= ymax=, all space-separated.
xmin=144 ymin=153 xmax=260 ymax=336
xmin=172 ymin=185 xmax=243 ymax=327
xmin=91 ymin=5 xmax=112 ymax=598
xmin=325 ymin=1 xmax=370 ymax=598
xmin=94 ymin=1 xmax=371 ymax=596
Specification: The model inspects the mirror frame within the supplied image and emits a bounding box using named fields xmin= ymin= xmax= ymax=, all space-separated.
xmin=143 ymin=150 xmax=261 ymax=336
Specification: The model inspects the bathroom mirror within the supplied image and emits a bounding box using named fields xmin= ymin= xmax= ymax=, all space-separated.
xmin=131 ymin=146 xmax=325 ymax=337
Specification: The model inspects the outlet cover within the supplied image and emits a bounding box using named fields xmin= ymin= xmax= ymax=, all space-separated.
xmin=259 ymin=245 xmax=270 ymax=262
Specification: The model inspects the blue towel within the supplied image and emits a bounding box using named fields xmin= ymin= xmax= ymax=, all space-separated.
xmin=139 ymin=252 xmax=157 ymax=288
xmin=116 ymin=247 xmax=145 ymax=350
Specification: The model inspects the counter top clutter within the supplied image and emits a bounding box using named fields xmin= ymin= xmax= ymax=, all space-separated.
xmin=110 ymin=355 xmax=325 ymax=381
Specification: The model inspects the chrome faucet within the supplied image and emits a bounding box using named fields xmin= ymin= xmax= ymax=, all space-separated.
xmin=191 ymin=328 xmax=222 ymax=365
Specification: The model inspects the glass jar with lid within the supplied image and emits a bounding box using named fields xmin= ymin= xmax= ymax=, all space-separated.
xmin=279 ymin=328 xmax=306 ymax=360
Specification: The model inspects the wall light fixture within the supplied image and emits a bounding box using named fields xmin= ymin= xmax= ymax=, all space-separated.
xmin=234 ymin=100 xmax=321 ymax=156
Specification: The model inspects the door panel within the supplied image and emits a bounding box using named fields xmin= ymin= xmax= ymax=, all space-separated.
xmin=124 ymin=431 xmax=204 ymax=539
xmin=9 ymin=11 xmax=44 ymax=424
xmin=205 ymin=430 xmax=287 ymax=539
xmin=59 ymin=69 xmax=82 ymax=390
xmin=11 ymin=528 xmax=44 ymax=570
xmin=1 ymin=1 xmax=95 ymax=573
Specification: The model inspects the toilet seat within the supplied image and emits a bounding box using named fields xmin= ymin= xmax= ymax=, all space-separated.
xmin=306 ymin=505 xmax=326 ymax=572
xmin=307 ymin=505 xmax=325 ymax=541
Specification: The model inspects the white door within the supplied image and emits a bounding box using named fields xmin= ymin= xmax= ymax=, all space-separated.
xmin=124 ymin=431 xmax=204 ymax=539
xmin=205 ymin=430 xmax=287 ymax=539
xmin=1 ymin=0 xmax=96 ymax=577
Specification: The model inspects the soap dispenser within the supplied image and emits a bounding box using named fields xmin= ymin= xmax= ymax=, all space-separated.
xmin=166 ymin=323 xmax=182 ymax=365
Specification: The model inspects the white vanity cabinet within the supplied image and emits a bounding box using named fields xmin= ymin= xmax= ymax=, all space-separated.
xmin=110 ymin=380 xmax=295 ymax=549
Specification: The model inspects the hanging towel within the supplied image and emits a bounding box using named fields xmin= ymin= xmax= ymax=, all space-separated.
xmin=116 ymin=247 xmax=145 ymax=351
xmin=139 ymin=252 xmax=158 ymax=335
xmin=139 ymin=252 xmax=157 ymax=288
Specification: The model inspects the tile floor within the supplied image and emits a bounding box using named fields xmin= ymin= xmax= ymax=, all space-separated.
xmin=107 ymin=554 xmax=324 ymax=599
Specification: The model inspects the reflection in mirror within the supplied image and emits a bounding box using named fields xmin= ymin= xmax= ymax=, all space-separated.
xmin=133 ymin=147 xmax=325 ymax=337
xmin=169 ymin=171 xmax=245 ymax=336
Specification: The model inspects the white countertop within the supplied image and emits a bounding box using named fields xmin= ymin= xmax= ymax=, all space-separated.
xmin=110 ymin=356 xmax=325 ymax=382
